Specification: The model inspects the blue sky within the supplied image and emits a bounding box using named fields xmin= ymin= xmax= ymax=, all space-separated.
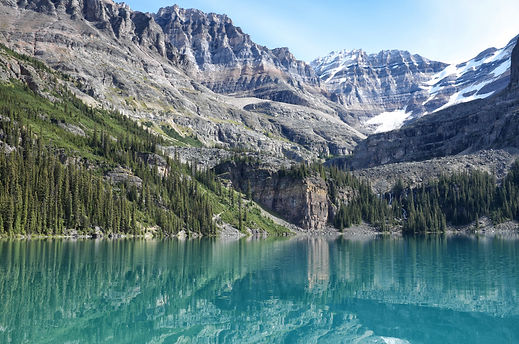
xmin=126 ymin=0 xmax=519 ymax=64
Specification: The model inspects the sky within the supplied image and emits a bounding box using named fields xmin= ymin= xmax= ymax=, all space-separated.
xmin=126 ymin=0 xmax=519 ymax=64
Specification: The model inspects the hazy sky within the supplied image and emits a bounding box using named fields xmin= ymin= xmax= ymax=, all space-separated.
xmin=126 ymin=0 xmax=519 ymax=64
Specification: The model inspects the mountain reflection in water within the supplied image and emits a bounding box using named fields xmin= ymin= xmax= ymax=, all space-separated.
xmin=0 ymin=236 xmax=518 ymax=343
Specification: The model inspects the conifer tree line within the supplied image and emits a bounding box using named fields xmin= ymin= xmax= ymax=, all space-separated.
xmin=325 ymin=165 xmax=391 ymax=231
xmin=285 ymin=162 xmax=519 ymax=233
xmin=0 ymin=105 xmax=219 ymax=235
xmin=330 ymin=164 xmax=519 ymax=233
xmin=0 ymin=66 xmax=291 ymax=237
xmin=0 ymin=75 xmax=246 ymax=236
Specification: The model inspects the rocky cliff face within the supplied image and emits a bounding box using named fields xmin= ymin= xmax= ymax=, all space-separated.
xmin=8 ymin=0 xmax=173 ymax=58
xmin=510 ymin=38 xmax=519 ymax=90
xmin=312 ymin=38 xmax=516 ymax=133
xmin=349 ymin=38 xmax=519 ymax=169
xmin=215 ymin=160 xmax=359 ymax=230
xmin=419 ymin=36 xmax=516 ymax=114
xmin=0 ymin=0 xmax=364 ymax=160
xmin=215 ymin=161 xmax=330 ymax=230
xmin=154 ymin=6 xmax=322 ymax=105
xmin=312 ymin=50 xmax=446 ymax=116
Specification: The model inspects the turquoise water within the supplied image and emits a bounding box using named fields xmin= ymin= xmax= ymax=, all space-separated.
xmin=0 ymin=236 xmax=518 ymax=344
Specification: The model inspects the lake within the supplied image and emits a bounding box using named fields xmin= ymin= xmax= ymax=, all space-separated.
xmin=0 ymin=236 xmax=518 ymax=343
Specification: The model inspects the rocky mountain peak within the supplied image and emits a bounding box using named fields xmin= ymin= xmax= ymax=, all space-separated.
xmin=153 ymin=5 xmax=321 ymax=102
xmin=312 ymin=35 xmax=517 ymax=133
xmin=311 ymin=49 xmax=366 ymax=75
xmin=5 ymin=0 xmax=172 ymax=59
xmin=154 ymin=6 xmax=250 ymax=69
xmin=0 ymin=0 xmax=365 ymax=162
xmin=311 ymin=49 xmax=430 ymax=75
xmin=348 ymin=37 xmax=519 ymax=169
xmin=310 ymin=48 xmax=447 ymax=128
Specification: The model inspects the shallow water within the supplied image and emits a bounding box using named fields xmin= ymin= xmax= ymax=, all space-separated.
xmin=0 ymin=236 xmax=518 ymax=343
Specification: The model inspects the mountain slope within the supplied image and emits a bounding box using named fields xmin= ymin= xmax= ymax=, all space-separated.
xmin=311 ymin=50 xmax=447 ymax=125
xmin=312 ymin=37 xmax=517 ymax=133
xmin=154 ymin=5 xmax=322 ymax=105
xmin=0 ymin=41 xmax=291 ymax=236
xmin=349 ymin=38 xmax=519 ymax=169
xmin=0 ymin=0 xmax=364 ymax=160
xmin=421 ymin=36 xmax=516 ymax=114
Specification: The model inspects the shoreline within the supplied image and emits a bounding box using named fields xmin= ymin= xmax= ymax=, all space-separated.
xmin=1 ymin=217 xmax=518 ymax=241
xmin=2 ymin=226 xmax=518 ymax=241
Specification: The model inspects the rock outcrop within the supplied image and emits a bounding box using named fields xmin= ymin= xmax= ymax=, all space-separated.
xmin=347 ymin=149 xmax=518 ymax=194
xmin=0 ymin=0 xmax=364 ymax=160
xmin=510 ymin=38 xmax=519 ymax=90
xmin=312 ymin=37 xmax=516 ymax=133
xmin=349 ymin=38 xmax=519 ymax=169
xmin=312 ymin=50 xmax=446 ymax=116
xmin=215 ymin=160 xmax=330 ymax=230
xmin=153 ymin=6 xmax=321 ymax=104
xmin=215 ymin=160 xmax=359 ymax=231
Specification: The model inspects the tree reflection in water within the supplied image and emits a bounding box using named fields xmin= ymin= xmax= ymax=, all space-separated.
xmin=0 ymin=236 xmax=518 ymax=343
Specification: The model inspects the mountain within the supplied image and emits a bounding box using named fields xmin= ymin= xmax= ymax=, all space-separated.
xmin=348 ymin=37 xmax=519 ymax=169
xmin=421 ymin=37 xmax=516 ymax=113
xmin=0 ymin=0 xmax=364 ymax=160
xmin=2 ymin=0 xmax=519 ymax=234
xmin=311 ymin=50 xmax=447 ymax=131
xmin=154 ymin=5 xmax=322 ymax=105
xmin=312 ymin=37 xmax=516 ymax=133
xmin=0 ymin=40 xmax=295 ymax=236
xmin=2 ymin=0 xmax=514 ymax=160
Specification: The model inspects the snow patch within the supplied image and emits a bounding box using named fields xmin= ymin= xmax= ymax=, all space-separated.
xmin=491 ymin=59 xmax=511 ymax=77
xmin=433 ymin=74 xmax=498 ymax=112
xmin=365 ymin=110 xmax=411 ymax=133
xmin=425 ymin=64 xmax=458 ymax=86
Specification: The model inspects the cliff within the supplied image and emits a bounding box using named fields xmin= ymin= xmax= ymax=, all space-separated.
xmin=215 ymin=160 xmax=360 ymax=231
xmin=0 ymin=0 xmax=364 ymax=160
xmin=153 ymin=5 xmax=322 ymax=104
xmin=510 ymin=38 xmax=519 ymax=90
xmin=350 ymin=38 xmax=519 ymax=169
xmin=214 ymin=161 xmax=328 ymax=230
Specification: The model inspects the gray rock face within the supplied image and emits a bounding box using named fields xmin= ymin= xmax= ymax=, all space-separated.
xmin=58 ymin=122 xmax=86 ymax=137
xmin=510 ymin=38 xmax=519 ymax=90
xmin=9 ymin=0 xmax=173 ymax=58
xmin=153 ymin=6 xmax=321 ymax=104
xmin=312 ymin=38 xmax=516 ymax=133
xmin=215 ymin=160 xmax=360 ymax=231
xmin=420 ymin=36 xmax=516 ymax=113
xmin=106 ymin=167 xmax=143 ymax=187
xmin=215 ymin=160 xmax=330 ymax=230
xmin=350 ymin=149 xmax=518 ymax=194
xmin=0 ymin=0 xmax=364 ymax=160
xmin=349 ymin=39 xmax=519 ymax=169
xmin=312 ymin=50 xmax=447 ymax=116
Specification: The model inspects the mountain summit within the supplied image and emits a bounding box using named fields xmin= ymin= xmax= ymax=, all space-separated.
xmin=154 ymin=5 xmax=321 ymax=104
xmin=349 ymin=37 xmax=519 ymax=168
xmin=311 ymin=49 xmax=446 ymax=131
xmin=0 ymin=0 xmax=364 ymax=159
xmin=312 ymin=37 xmax=517 ymax=133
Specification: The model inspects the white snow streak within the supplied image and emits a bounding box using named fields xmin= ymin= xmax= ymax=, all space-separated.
xmin=365 ymin=110 xmax=411 ymax=133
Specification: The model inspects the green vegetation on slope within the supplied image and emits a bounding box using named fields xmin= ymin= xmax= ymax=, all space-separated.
xmin=331 ymin=165 xmax=519 ymax=234
xmin=0 ymin=44 xmax=289 ymax=237
xmin=160 ymin=124 xmax=204 ymax=147
xmin=286 ymin=161 xmax=519 ymax=234
xmin=0 ymin=82 xmax=215 ymax=235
